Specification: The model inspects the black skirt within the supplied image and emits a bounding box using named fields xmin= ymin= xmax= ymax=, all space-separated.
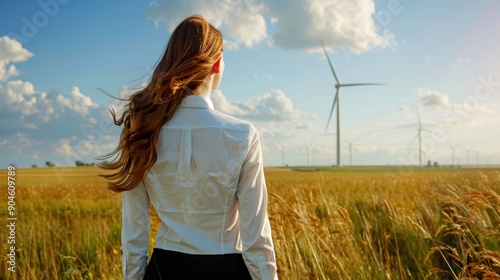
xmin=144 ymin=248 xmax=252 ymax=280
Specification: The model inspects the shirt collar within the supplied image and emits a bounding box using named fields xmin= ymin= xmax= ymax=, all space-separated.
xmin=179 ymin=95 xmax=214 ymax=109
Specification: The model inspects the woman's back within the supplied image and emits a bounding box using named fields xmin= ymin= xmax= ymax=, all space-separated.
xmin=145 ymin=94 xmax=258 ymax=254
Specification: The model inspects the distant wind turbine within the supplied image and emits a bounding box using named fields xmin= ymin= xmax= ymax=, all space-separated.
xmin=412 ymin=105 xmax=432 ymax=167
xmin=448 ymin=142 xmax=460 ymax=167
xmin=322 ymin=42 xmax=384 ymax=167
xmin=344 ymin=137 xmax=359 ymax=166
xmin=465 ymin=148 xmax=471 ymax=165
xmin=278 ymin=143 xmax=285 ymax=167
xmin=305 ymin=144 xmax=311 ymax=166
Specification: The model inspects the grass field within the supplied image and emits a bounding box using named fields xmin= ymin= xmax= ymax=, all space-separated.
xmin=1 ymin=166 xmax=499 ymax=279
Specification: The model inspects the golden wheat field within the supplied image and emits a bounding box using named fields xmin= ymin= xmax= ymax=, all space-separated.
xmin=0 ymin=166 xmax=499 ymax=279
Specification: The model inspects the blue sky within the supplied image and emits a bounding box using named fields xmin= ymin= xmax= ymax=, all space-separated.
xmin=1 ymin=0 xmax=499 ymax=168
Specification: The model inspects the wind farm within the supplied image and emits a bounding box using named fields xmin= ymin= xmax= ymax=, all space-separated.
xmin=269 ymin=43 xmax=498 ymax=169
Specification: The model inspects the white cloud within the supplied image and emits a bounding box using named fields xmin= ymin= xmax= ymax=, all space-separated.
xmin=0 ymin=81 xmax=98 ymax=124
xmin=0 ymin=36 xmax=33 ymax=62
xmin=267 ymin=0 xmax=393 ymax=53
xmin=57 ymin=94 xmax=72 ymax=108
xmin=0 ymin=36 xmax=33 ymax=81
xmin=69 ymin=86 xmax=98 ymax=115
xmin=212 ymin=89 xmax=315 ymax=126
xmin=54 ymin=138 xmax=74 ymax=157
xmin=145 ymin=0 xmax=392 ymax=53
xmin=146 ymin=0 xmax=267 ymax=49
xmin=0 ymin=80 xmax=37 ymax=115
xmin=0 ymin=63 xmax=20 ymax=82
xmin=417 ymin=88 xmax=450 ymax=109
xmin=415 ymin=87 xmax=495 ymax=131
xmin=57 ymin=86 xmax=98 ymax=115
xmin=210 ymin=90 xmax=247 ymax=116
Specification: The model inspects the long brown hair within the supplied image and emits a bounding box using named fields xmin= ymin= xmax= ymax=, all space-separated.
xmin=98 ymin=15 xmax=223 ymax=192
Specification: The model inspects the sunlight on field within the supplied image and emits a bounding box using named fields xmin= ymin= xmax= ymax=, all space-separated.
xmin=0 ymin=166 xmax=499 ymax=279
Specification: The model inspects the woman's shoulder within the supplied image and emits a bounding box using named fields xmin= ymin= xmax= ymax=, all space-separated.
xmin=210 ymin=109 xmax=257 ymax=132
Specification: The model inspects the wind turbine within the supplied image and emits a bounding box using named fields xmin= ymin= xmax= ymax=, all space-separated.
xmin=322 ymin=42 xmax=384 ymax=167
xmin=278 ymin=143 xmax=285 ymax=167
xmin=305 ymin=144 xmax=311 ymax=166
xmin=344 ymin=137 xmax=359 ymax=166
xmin=465 ymin=148 xmax=471 ymax=165
xmin=413 ymin=105 xmax=432 ymax=167
xmin=448 ymin=142 xmax=460 ymax=167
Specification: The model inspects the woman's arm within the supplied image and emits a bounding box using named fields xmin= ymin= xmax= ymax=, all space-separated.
xmin=121 ymin=181 xmax=150 ymax=280
xmin=237 ymin=127 xmax=278 ymax=280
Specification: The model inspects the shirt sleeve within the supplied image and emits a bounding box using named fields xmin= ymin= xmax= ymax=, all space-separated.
xmin=237 ymin=127 xmax=278 ymax=280
xmin=121 ymin=181 xmax=150 ymax=280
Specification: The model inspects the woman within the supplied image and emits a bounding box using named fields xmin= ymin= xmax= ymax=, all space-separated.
xmin=99 ymin=15 xmax=277 ymax=280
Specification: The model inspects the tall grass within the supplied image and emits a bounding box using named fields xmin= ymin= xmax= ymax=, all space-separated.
xmin=0 ymin=167 xmax=499 ymax=279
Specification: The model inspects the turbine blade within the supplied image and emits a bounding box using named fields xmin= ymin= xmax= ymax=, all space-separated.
xmin=325 ymin=88 xmax=339 ymax=131
xmin=340 ymin=83 xmax=385 ymax=87
xmin=410 ymin=133 xmax=418 ymax=145
xmin=321 ymin=41 xmax=340 ymax=85
xmin=416 ymin=104 xmax=422 ymax=129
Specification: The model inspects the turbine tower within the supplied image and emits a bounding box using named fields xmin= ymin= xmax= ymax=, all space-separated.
xmin=322 ymin=42 xmax=384 ymax=167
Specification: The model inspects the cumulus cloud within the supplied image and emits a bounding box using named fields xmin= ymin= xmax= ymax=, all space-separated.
xmin=0 ymin=80 xmax=37 ymax=115
xmin=57 ymin=86 xmax=99 ymax=115
xmin=54 ymin=138 xmax=74 ymax=157
xmin=417 ymin=88 xmax=450 ymax=109
xmin=0 ymin=36 xmax=119 ymax=166
xmin=211 ymin=89 xmax=315 ymax=128
xmin=210 ymin=90 xmax=247 ymax=116
xmin=0 ymin=36 xmax=33 ymax=81
xmin=417 ymin=88 xmax=493 ymax=117
xmin=267 ymin=0 xmax=392 ymax=52
xmin=146 ymin=0 xmax=267 ymax=49
xmin=0 ymin=64 xmax=19 ymax=82
xmin=0 ymin=82 xmax=98 ymax=126
xmin=145 ymin=0 xmax=393 ymax=53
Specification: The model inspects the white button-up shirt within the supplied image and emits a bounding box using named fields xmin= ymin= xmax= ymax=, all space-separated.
xmin=121 ymin=95 xmax=277 ymax=280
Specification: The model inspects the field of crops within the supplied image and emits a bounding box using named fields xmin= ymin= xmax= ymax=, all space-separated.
xmin=1 ymin=166 xmax=499 ymax=279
